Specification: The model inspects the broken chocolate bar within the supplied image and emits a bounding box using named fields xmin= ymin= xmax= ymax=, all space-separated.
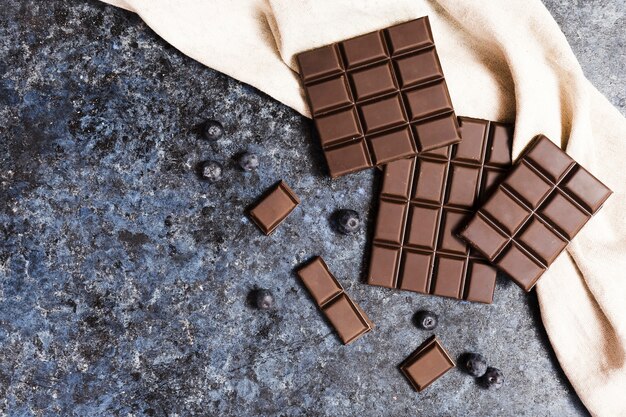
xmin=297 ymin=257 xmax=373 ymax=344
xmin=297 ymin=16 xmax=461 ymax=178
xmin=367 ymin=117 xmax=513 ymax=303
xmin=460 ymin=135 xmax=612 ymax=291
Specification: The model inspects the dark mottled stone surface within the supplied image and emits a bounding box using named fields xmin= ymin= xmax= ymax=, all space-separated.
xmin=0 ymin=1 xmax=623 ymax=416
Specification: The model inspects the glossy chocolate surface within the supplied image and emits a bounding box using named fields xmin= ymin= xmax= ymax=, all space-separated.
xmin=297 ymin=257 xmax=373 ymax=344
xmin=297 ymin=17 xmax=460 ymax=178
xmin=460 ymin=135 xmax=612 ymax=291
xmin=249 ymin=181 xmax=300 ymax=235
xmin=400 ymin=335 xmax=455 ymax=392
xmin=367 ymin=117 xmax=513 ymax=303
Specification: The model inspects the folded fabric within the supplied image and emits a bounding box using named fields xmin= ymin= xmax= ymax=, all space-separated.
xmin=100 ymin=1 xmax=626 ymax=415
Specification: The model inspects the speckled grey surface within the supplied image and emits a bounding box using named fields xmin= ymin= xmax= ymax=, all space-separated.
xmin=0 ymin=1 xmax=623 ymax=416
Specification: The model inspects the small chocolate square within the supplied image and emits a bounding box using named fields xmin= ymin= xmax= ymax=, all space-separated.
xmin=341 ymin=31 xmax=387 ymax=68
xmin=405 ymin=205 xmax=440 ymax=249
xmin=400 ymin=336 xmax=455 ymax=392
xmin=359 ymin=94 xmax=406 ymax=133
xmin=386 ymin=18 xmax=433 ymax=55
xmin=399 ymin=251 xmax=432 ymax=293
xmin=349 ymin=63 xmax=396 ymax=101
xmin=249 ymin=181 xmax=300 ymax=235
xmin=324 ymin=140 xmax=372 ymax=177
xmin=482 ymin=190 xmax=531 ymax=235
xmin=432 ymin=256 xmax=466 ymax=298
xmin=394 ymin=48 xmax=442 ymax=87
xmin=367 ymin=245 xmax=400 ymax=288
xmin=404 ymin=81 xmax=453 ymax=121
xmin=374 ymin=200 xmax=408 ymax=245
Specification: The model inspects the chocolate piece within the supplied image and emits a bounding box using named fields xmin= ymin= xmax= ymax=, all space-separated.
xmin=297 ymin=17 xmax=461 ymax=178
xmin=367 ymin=118 xmax=513 ymax=303
xmin=460 ymin=135 xmax=612 ymax=291
xmin=297 ymin=257 xmax=373 ymax=344
xmin=249 ymin=181 xmax=300 ymax=235
xmin=400 ymin=335 xmax=455 ymax=392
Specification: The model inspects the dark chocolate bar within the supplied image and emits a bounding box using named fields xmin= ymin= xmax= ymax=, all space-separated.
xmin=460 ymin=135 xmax=612 ymax=291
xmin=296 ymin=17 xmax=461 ymax=178
xmin=367 ymin=117 xmax=513 ymax=303
xmin=400 ymin=335 xmax=455 ymax=392
xmin=249 ymin=181 xmax=300 ymax=235
xmin=297 ymin=257 xmax=373 ymax=345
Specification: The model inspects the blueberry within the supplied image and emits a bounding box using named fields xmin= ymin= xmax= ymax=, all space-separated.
xmin=239 ymin=152 xmax=259 ymax=171
xmin=480 ymin=367 xmax=504 ymax=389
xmin=414 ymin=310 xmax=438 ymax=330
xmin=200 ymin=160 xmax=222 ymax=182
xmin=253 ymin=289 xmax=274 ymax=310
xmin=203 ymin=120 xmax=224 ymax=141
xmin=333 ymin=209 xmax=361 ymax=235
xmin=461 ymin=353 xmax=488 ymax=377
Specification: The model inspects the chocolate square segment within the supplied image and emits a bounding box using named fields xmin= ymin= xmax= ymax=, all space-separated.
xmin=367 ymin=117 xmax=513 ymax=303
xmin=297 ymin=45 xmax=343 ymax=82
xmin=395 ymin=48 xmax=443 ymax=87
xmin=297 ymin=257 xmax=342 ymax=306
xmin=386 ymin=18 xmax=434 ymax=55
xmin=350 ymin=63 xmax=396 ymax=101
xmin=400 ymin=336 xmax=455 ymax=392
xmin=368 ymin=128 xmax=416 ymax=164
xmin=297 ymin=17 xmax=460 ymax=178
xmin=359 ymin=94 xmax=406 ymax=133
xmin=297 ymin=257 xmax=373 ymax=345
xmin=341 ymin=31 xmax=387 ymax=68
xmin=460 ymin=135 xmax=612 ymax=291
xmin=324 ymin=140 xmax=371 ymax=177
xmin=315 ymin=108 xmax=361 ymax=147
xmin=306 ymin=76 xmax=352 ymax=115
xmin=249 ymin=181 xmax=300 ymax=235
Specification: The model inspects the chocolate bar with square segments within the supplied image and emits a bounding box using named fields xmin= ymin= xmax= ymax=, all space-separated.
xmin=460 ymin=135 xmax=612 ymax=291
xmin=249 ymin=181 xmax=300 ymax=235
xmin=297 ymin=17 xmax=461 ymax=178
xmin=297 ymin=257 xmax=374 ymax=345
xmin=400 ymin=335 xmax=455 ymax=392
xmin=367 ymin=117 xmax=513 ymax=303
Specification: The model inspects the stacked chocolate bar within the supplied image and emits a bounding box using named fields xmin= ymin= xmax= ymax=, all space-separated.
xmin=249 ymin=16 xmax=612 ymax=392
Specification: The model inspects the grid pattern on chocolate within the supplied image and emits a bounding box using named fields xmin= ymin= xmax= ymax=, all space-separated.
xmin=296 ymin=17 xmax=460 ymax=178
xmin=400 ymin=335 xmax=455 ymax=392
xmin=297 ymin=257 xmax=374 ymax=345
xmin=460 ymin=135 xmax=612 ymax=292
xmin=367 ymin=117 xmax=513 ymax=303
xmin=249 ymin=181 xmax=300 ymax=235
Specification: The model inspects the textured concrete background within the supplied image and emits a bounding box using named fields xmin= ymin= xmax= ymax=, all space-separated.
xmin=0 ymin=1 xmax=623 ymax=416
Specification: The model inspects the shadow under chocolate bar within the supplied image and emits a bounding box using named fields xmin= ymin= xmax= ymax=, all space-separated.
xmin=460 ymin=135 xmax=612 ymax=291
xmin=296 ymin=16 xmax=461 ymax=178
xmin=367 ymin=117 xmax=513 ymax=304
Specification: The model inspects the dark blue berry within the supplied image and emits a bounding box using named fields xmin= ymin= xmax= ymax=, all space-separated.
xmin=461 ymin=353 xmax=488 ymax=377
xmin=333 ymin=209 xmax=361 ymax=235
xmin=480 ymin=367 xmax=504 ymax=389
xmin=200 ymin=161 xmax=222 ymax=182
xmin=203 ymin=120 xmax=224 ymax=141
xmin=239 ymin=152 xmax=259 ymax=171
xmin=414 ymin=310 xmax=438 ymax=330
xmin=253 ymin=289 xmax=274 ymax=310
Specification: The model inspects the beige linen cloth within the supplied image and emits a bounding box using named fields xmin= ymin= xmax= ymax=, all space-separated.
xmin=101 ymin=0 xmax=626 ymax=415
